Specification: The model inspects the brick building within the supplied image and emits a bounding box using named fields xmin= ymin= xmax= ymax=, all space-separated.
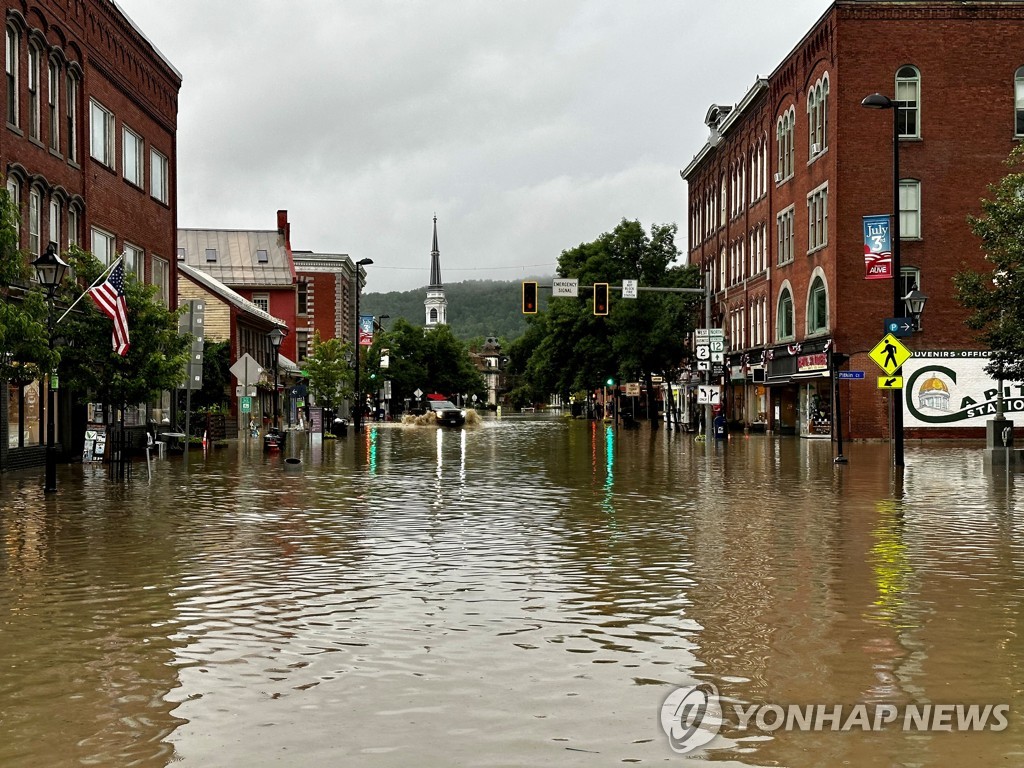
xmin=2 ymin=0 xmax=179 ymax=472
xmin=681 ymin=0 xmax=1024 ymax=440
xmin=290 ymin=250 xmax=361 ymax=360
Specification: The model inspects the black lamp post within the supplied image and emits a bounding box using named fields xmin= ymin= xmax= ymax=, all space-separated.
xmin=353 ymin=258 xmax=373 ymax=432
xmin=862 ymin=92 xmax=905 ymax=468
xmin=268 ymin=327 xmax=284 ymax=430
xmin=31 ymin=242 xmax=69 ymax=493
xmin=903 ymin=286 xmax=928 ymax=331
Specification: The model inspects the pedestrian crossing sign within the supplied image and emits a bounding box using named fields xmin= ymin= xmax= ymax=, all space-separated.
xmin=868 ymin=333 xmax=911 ymax=375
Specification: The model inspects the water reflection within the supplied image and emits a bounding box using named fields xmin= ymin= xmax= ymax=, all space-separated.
xmin=1 ymin=419 xmax=1023 ymax=767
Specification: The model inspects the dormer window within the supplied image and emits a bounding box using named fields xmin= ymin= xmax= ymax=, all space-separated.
xmin=256 ymin=249 xmax=268 ymax=263
xmin=205 ymin=248 xmax=217 ymax=262
xmin=176 ymin=247 xmax=185 ymax=261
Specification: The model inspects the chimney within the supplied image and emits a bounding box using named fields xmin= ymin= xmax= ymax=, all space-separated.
xmin=276 ymin=209 xmax=290 ymax=247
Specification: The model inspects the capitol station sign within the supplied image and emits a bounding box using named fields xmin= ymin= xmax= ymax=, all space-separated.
xmin=903 ymin=351 xmax=1024 ymax=428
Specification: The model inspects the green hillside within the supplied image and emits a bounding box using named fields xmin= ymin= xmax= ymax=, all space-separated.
xmin=361 ymin=278 xmax=551 ymax=341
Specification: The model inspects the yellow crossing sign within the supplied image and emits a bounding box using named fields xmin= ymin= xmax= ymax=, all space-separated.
xmin=868 ymin=333 xmax=911 ymax=375
xmin=877 ymin=376 xmax=904 ymax=390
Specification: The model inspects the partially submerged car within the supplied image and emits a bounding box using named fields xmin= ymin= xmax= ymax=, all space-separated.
xmin=427 ymin=397 xmax=466 ymax=427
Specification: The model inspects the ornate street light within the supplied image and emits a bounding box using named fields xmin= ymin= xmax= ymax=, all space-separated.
xmin=861 ymin=92 xmax=905 ymax=468
xmin=903 ymin=286 xmax=928 ymax=330
xmin=31 ymin=242 xmax=69 ymax=493
xmin=353 ymin=258 xmax=373 ymax=432
xmin=268 ymin=327 xmax=285 ymax=430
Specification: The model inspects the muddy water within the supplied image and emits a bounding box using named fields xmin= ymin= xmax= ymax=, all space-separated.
xmin=1 ymin=415 xmax=1021 ymax=767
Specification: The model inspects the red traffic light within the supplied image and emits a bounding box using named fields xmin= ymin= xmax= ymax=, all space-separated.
xmin=522 ymin=281 xmax=538 ymax=314
xmin=593 ymin=283 xmax=609 ymax=315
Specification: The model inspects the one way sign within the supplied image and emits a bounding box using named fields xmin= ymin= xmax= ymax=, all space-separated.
xmin=697 ymin=385 xmax=721 ymax=405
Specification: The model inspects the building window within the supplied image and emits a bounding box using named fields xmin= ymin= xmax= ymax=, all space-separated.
xmin=895 ymin=65 xmax=920 ymax=138
xmin=900 ymin=179 xmax=921 ymax=239
xmin=297 ymin=280 xmax=308 ymax=315
xmin=67 ymin=206 xmax=80 ymax=247
xmin=123 ymin=127 xmax=143 ymax=187
xmin=150 ymin=149 xmax=168 ymax=203
xmin=176 ymin=247 xmax=185 ymax=261
xmin=125 ymin=243 xmax=144 ymax=282
xmin=807 ymin=74 xmax=829 ymax=157
xmin=205 ymin=248 xmax=217 ymax=262
xmin=5 ymin=25 xmax=18 ymax=126
xmin=152 ymin=255 xmax=169 ymax=307
xmin=27 ymin=187 xmax=40 ymax=256
xmin=901 ymin=267 xmax=921 ymax=303
xmin=91 ymin=226 xmax=115 ymax=266
xmin=47 ymin=58 xmax=59 ymax=151
xmin=252 ymin=293 xmax=269 ymax=312
xmin=6 ymin=177 xmax=19 ymax=237
xmin=256 ymin=248 xmax=268 ymax=263
xmin=807 ymin=275 xmax=828 ymax=334
xmin=89 ymin=99 xmax=114 ymax=167
xmin=296 ymin=330 xmax=309 ymax=362
xmin=777 ymin=108 xmax=796 ymax=180
xmin=807 ymin=184 xmax=828 ymax=252
xmin=48 ymin=197 xmax=61 ymax=247
xmin=27 ymin=43 xmax=40 ymax=140
xmin=66 ymin=71 xmax=78 ymax=163
xmin=7 ymin=380 xmax=43 ymax=448
xmin=1016 ymin=67 xmax=1024 ymax=137
xmin=776 ymin=287 xmax=794 ymax=341
xmin=776 ymin=206 xmax=795 ymax=266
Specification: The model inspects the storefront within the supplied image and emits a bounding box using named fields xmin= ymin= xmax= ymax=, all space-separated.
xmin=765 ymin=340 xmax=833 ymax=438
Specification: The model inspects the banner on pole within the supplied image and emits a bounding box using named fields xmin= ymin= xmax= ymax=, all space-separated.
xmin=863 ymin=214 xmax=893 ymax=279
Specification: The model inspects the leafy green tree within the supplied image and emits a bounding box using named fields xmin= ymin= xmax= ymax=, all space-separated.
xmin=303 ymin=332 xmax=353 ymax=410
xmin=954 ymin=145 xmax=1024 ymax=381
xmin=56 ymin=247 xmax=190 ymax=411
xmin=0 ymin=189 xmax=55 ymax=383
xmin=523 ymin=219 xmax=700 ymax=406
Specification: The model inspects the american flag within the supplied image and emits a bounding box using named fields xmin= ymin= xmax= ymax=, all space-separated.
xmin=89 ymin=260 xmax=130 ymax=356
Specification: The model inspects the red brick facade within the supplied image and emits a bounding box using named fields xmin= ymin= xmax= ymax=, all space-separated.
xmin=682 ymin=1 xmax=1024 ymax=439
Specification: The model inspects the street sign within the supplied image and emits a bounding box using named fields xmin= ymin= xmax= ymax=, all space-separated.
xmin=696 ymin=345 xmax=711 ymax=360
xmin=240 ymin=396 xmax=252 ymax=413
xmin=868 ymin=333 xmax=911 ymax=375
xmin=697 ymin=385 xmax=721 ymax=405
xmin=710 ymin=339 xmax=725 ymax=353
xmin=836 ymin=371 xmax=865 ymax=380
xmin=708 ymin=328 xmax=725 ymax=338
xmin=552 ymin=278 xmax=579 ymax=297
xmin=414 ymin=388 xmax=423 ymax=398
xmin=711 ymin=351 xmax=724 ymax=363
xmin=884 ymin=317 xmax=915 ymax=338
xmin=697 ymin=360 xmax=710 ymax=371
xmin=625 ymin=382 xmax=640 ymax=396
xmin=878 ymin=376 xmax=904 ymax=390
xmin=229 ymin=353 xmax=264 ymax=387
xmin=622 ymin=279 xmax=638 ymax=299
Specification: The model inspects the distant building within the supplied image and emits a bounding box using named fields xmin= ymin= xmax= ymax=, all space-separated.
xmin=471 ymin=336 xmax=505 ymax=407
xmin=424 ymin=215 xmax=448 ymax=327
xmin=291 ymin=251 xmax=361 ymax=361
xmin=1 ymin=0 xmax=180 ymax=473
xmin=680 ymin=0 xmax=1024 ymax=439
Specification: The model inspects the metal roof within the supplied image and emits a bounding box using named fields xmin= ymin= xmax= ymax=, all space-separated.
xmin=177 ymin=262 xmax=287 ymax=329
xmin=178 ymin=229 xmax=294 ymax=287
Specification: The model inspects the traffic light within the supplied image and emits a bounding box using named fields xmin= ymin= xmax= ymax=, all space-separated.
xmin=522 ymin=281 xmax=538 ymax=314
xmin=593 ymin=283 xmax=609 ymax=315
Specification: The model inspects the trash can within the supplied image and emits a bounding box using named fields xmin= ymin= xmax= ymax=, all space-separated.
xmin=333 ymin=417 xmax=348 ymax=437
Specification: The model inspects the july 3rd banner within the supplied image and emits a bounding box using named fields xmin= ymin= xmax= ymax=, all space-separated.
xmin=863 ymin=214 xmax=892 ymax=280
xmin=359 ymin=315 xmax=374 ymax=346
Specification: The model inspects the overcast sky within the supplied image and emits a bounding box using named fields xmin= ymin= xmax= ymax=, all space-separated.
xmin=116 ymin=0 xmax=832 ymax=294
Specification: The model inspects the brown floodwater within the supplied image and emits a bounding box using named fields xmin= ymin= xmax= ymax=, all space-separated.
xmin=1 ymin=414 xmax=1022 ymax=767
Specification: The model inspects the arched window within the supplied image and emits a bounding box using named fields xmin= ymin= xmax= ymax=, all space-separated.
xmin=5 ymin=24 xmax=19 ymax=127
xmin=807 ymin=274 xmax=828 ymax=334
xmin=1015 ymin=66 xmax=1024 ymax=137
xmin=895 ymin=65 xmax=920 ymax=138
xmin=777 ymin=286 xmax=794 ymax=340
xmin=429 ymin=307 xmax=438 ymax=324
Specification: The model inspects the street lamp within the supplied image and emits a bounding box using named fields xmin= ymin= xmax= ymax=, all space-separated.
xmin=268 ymin=327 xmax=284 ymax=430
xmin=31 ymin=242 xmax=69 ymax=493
xmin=353 ymin=258 xmax=373 ymax=432
xmin=861 ymin=92 xmax=905 ymax=467
xmin=903 ymin=286 xmax=928 ymax=330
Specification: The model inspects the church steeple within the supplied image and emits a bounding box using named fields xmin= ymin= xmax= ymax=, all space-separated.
xmin=424 ymin=214 xmax=448 ymax=327
xmin=429 ymin=214 xmax=442 ymax=287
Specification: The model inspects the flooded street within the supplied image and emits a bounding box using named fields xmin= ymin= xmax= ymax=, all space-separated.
xmin=1 ymin=414 xmax=1023 ymax=767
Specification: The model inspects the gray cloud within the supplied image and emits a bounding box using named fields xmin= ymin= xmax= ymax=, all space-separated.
xmin=117 ymin=0 xmax=831 ymax=292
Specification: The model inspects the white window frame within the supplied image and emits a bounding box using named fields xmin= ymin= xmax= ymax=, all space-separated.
xmin=252 ymin=293 xmax=269 ymax=313
xmin=123 ymin=126 xmax=143 ymax=187
xmin=6 ymin=25 xmax=18 ymax=127
xmin=806 ymin=271 xmax=829 ymax=335
xmin=896 ymin=65 xmax=920 ymax=139
xmin=776 ymin=284 xmax=795 ymax=341
xmin=67 ymin=205 xmax=80 ymax=247
xmin=150 ymin=148 xmax=168 ymax=203
xmin=776 ymin=206 xmax=795 ymax=266
xmin=807 ymin=183 xmax=828 ymax=252
xmin=27 ymin=42 xmax=39 ymax=140
xmin=900 ymin=179 xmax=921 ymax=239
xmin=66 ymin=71 xmax=78 ymax=163
xmin=48 ymin=197 xmax=61 ymax=248
xmin=124 ymin=243 xmax=144 ymax=282
xmin=91 ymin=226 xmax=115 ymax=266
xmin=89 ymin=99 xmax=114 ymax=167
xmin=152 ymin=255 xmax=169 ymax=307
xmin=27 ymin=186 xmax=40 ymax=256
xmin=6 ymin=177 xmax=19 ymax=236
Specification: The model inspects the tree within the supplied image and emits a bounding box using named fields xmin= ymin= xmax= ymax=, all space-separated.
xmin=954 ymin=145 xmax=1024 ymax=381
xmin=302 ymin=332 xmax=353 ymax=410
xmin=55 ymin=248 xmax=190 ymax=411
xmin=522 ymin=219 xmax=701 ymax=406
xmin=0 ymin=189 xmax=55 ymax=383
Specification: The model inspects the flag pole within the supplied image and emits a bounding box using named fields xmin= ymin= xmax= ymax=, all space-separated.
xmin=56 ymin=253 xmax=125 ymax=325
